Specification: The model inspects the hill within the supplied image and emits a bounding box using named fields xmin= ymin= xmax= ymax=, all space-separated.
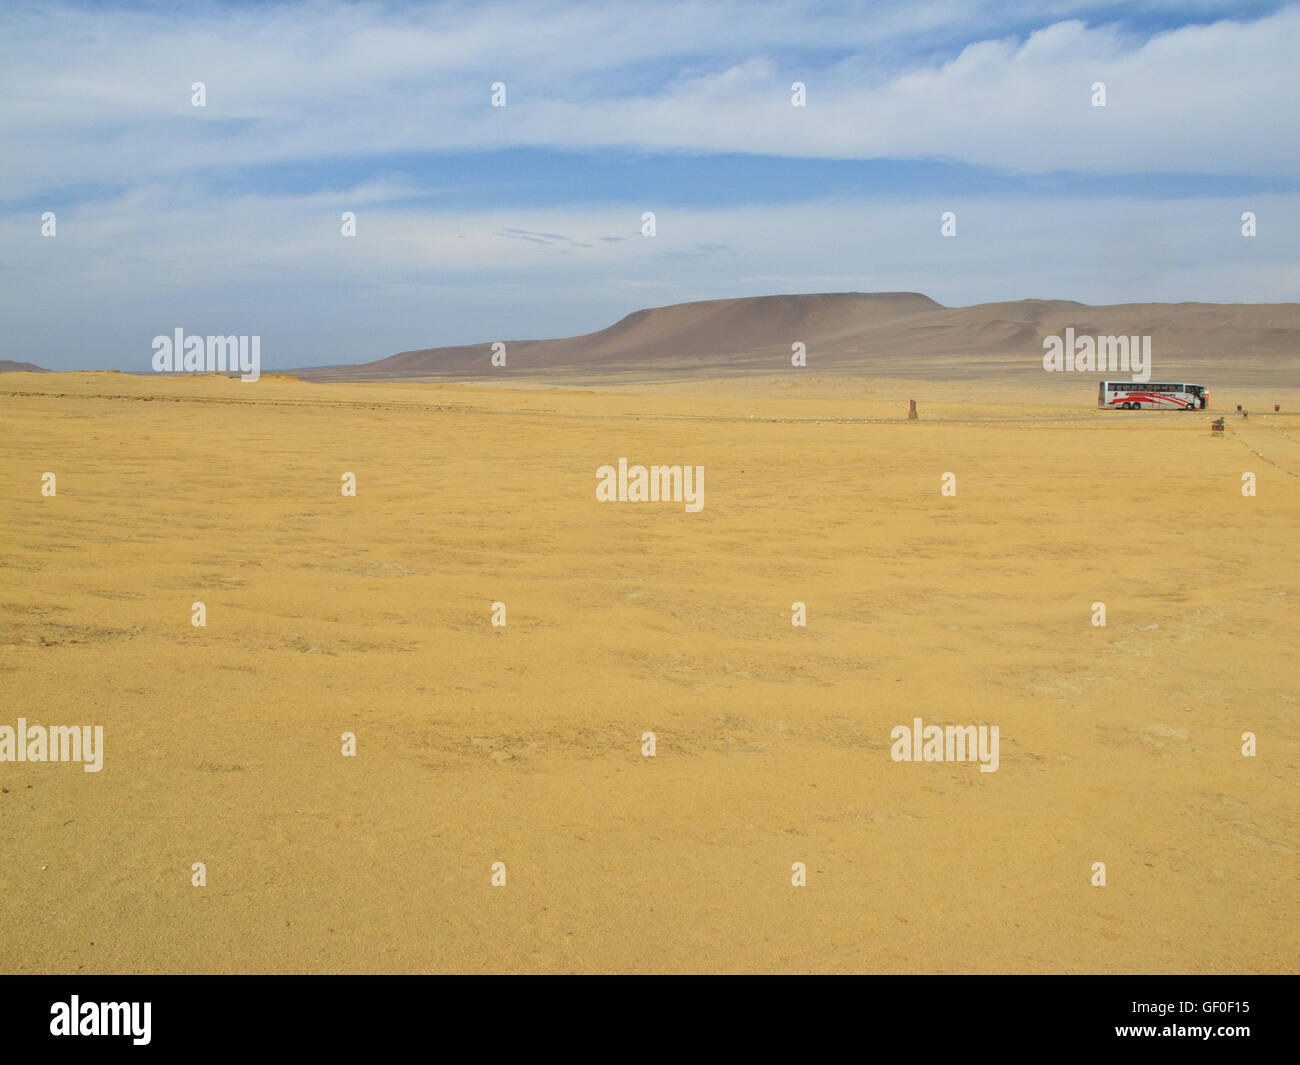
xmin=291 ymin=293 xmax=1300 ymax=386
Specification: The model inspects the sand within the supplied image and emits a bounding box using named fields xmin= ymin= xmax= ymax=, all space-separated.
xmin=1 ymin=371 xmax=1296 ymax=973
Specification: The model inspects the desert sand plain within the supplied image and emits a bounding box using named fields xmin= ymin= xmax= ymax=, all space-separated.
xmin=1 ymin=370 xmax=1296 ymax=973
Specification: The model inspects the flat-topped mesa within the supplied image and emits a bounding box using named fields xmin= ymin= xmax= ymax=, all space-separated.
xmin=289 ymin=292 xmax=1300 ymax=384
xmin=294 ymin=292 xmax=949 ymax=379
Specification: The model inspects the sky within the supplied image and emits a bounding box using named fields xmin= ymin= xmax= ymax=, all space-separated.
xmin=2 ymin=0 xmax=1297 ymax=371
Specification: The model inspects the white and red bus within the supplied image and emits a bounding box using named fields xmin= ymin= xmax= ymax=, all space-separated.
xmin=1099 ymin=381 xmax=1209 ymax=410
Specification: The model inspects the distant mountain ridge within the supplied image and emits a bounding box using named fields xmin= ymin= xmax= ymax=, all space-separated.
xmin=0 ymin=360 xmax=49 ymax=373
xmin=292 ymin=292 xmax=1300 ymax=385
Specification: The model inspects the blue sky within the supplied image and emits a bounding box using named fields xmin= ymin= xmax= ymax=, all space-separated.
xmin=2 ymin=0 xmax=1298 ymax=370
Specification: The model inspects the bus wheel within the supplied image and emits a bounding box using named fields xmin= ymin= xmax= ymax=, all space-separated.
xmin=1120 ymin=402 xmax=1130 ymax=409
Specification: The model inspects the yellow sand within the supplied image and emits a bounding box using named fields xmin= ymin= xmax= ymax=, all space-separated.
xmin=1 ymin=372 xmax=1296 ymax=974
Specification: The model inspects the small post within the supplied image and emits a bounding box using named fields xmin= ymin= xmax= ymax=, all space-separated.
xmin=1275 ymin=404 xmax=1280 ymax=412
xmin=907 ymin=399 xmax=918 ymax=420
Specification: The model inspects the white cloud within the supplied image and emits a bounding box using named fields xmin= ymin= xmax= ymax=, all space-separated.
xmin=4 ymin=185 xmax=1296 ymax=368
xmin=1 ymin=1 xmax=1297 ymax=198
xmin=2 ymin=2 xmax=1294 ymax=369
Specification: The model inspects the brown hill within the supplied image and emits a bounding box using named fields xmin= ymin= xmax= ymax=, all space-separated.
xmin=293 ymin=292 xmax=1300 ymax=386
xmin=0 ymin=360 xmax=49 ymax=373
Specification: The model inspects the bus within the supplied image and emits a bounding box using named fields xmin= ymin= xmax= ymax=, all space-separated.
xmin=1099 ymin=381 xmax=1208 ymax=410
